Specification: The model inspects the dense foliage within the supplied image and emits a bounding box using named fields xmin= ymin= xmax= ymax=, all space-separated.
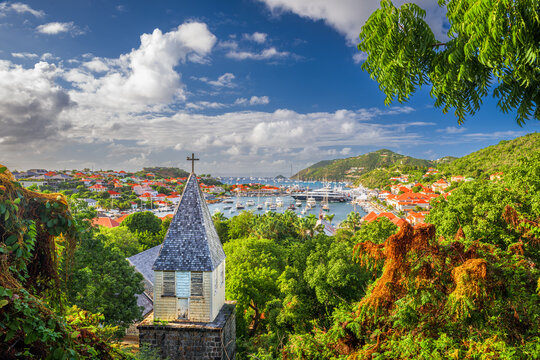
xmin=358 ymin=0 xmax=540 ymax=125
xmin=218 ymin=153 xmax=540 ymax=359
xmin=214 ymin=211 xmax=398 ymax=358
xmin=437 ymin=132 xmax=540 ymax=178
xmin=294 ymin=149 xmax=432 ymax=181
xmin=0 ymin=165 xmax=131 ymax=358
xmin=66 ymin=235 xmax=144 ymax=336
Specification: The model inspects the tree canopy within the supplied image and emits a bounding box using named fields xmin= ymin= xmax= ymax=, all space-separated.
xmin=358 ymin=0 xmax=540 ymax=124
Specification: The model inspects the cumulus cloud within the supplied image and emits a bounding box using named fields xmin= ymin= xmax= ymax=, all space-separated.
xmin=36 ymin=21 xmax=85 ymax=36
xmin=235 ymin=96 xmax=270 ymax=106
xmin=64 ymin=22 xmax=217 ymax=111
xmin=193 ymin=72 xmax=236 ymax=88
xmin=243 ymin=32 xmax=267 ymax=43
xmin=226 ymin=47 xmax=289 ymax=60
xmin=0 ymin=60 xmax=73 ymax=146
xmin=256 ymin=0 xmax=448 ymax=44
xmin=0 ymin=2 xmax=44 ymax=17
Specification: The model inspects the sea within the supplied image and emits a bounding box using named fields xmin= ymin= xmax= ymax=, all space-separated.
xmin=205 ymin=177 xmax=367 ymax=225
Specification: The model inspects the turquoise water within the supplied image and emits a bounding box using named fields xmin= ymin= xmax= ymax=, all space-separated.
xmin=207 ymin=195 xmax=366 ymax=225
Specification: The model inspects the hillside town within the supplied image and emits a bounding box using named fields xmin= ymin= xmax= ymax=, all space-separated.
xmin=11 ymin=165 xmax=506 ymax=236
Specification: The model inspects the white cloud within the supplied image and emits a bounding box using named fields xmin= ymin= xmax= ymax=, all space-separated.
xmin=256 ymin=0 xmax=448 ymax=44
xmin=64 ymin=22 xmax=217 ymax=111
xmin=41 ymin=53 xmax=59 ymax=61
xmin=0 ymin=2 xmax=44 ymax=17
xmin=36 ymin=21 xmax=84 ymax=36
xmin=83 ymin=58 xmax=109 ymax=73
xmin=11 ymin=52 xmax=38 ymax=59
xmin=217 ymin=40 xmax=238 ymax=50
xmin=353 ymin=52 xmax=367 ymax=64
xmin=243 ymin=32 xmax=267 ymax=43
xmin=235 ymin=96 xmax=270 ymax=106
xmin=249 ymin=96 xmax=269 ymax=105
xmin=437 ymin=126 xmax=466 ymax=134
xmin=226 ymin=47 xmax=289 ymax=60
xmin=193 ymin=72 xmax=236 ymax=88
xmin=186 ymin=101 xmax=227 ymax=110
xmin=0 ymin=60 xmax=73 ymax=147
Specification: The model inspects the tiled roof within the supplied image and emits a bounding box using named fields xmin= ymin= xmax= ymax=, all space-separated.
xmin=92 ymin=217 xmax=119 ymax=228
xmin=153 ymin=173 xmax=225 ymax=272
xmin=127 ymin=244 xmax=162 ymax=285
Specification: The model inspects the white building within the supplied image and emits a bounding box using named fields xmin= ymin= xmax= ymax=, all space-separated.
xmin=152 ymin=173 xmax=226 ymax=322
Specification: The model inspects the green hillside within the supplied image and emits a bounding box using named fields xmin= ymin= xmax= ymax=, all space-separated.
xmin=293 ymin=149 xmax=433 ymax=181
xmin=138 ymin=167 xmax=190 ymax=179
xmin=438 ymin=132 xmax=540 ymax=178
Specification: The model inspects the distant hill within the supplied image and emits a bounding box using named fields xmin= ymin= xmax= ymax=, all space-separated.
xmin=294 ymin=133 xmax=539 ymax=187
xmin=438 ymin=132 xmax=540 ymax=178
xmin=138 ymin=167 xmax=190 ymax=179
xmin=293 ymin=149 xmax=433 ymax=181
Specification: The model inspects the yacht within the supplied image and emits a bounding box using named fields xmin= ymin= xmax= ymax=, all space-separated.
xmin=236 ymin=202 xmax=245 ymax=210
xmin=246 ymin=199 xmax=256 ymax=207
xmin=223 ymin=198 xmax=234 ymax=204
xmin=276 ymin=197 xmax=283 ymax=207
xmin=257 ymin=203 xmax=264 ymax=210
xmin=292 ymin=186 xmax=350 ymax=202
xmin=295 ymin=200 xmax=302 ymax=207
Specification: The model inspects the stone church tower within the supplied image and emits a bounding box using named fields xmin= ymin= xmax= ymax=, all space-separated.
xmin=138 ymin=165 xmax=235 ymax=359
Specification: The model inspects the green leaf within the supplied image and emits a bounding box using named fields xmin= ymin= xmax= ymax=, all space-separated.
xmin=5 ymin=235 xmax=17 ymax=246
xmin=0 ymin=299 xmax=8 ymax=308
xmin=0 ymin=166 xmax=6 ymax=174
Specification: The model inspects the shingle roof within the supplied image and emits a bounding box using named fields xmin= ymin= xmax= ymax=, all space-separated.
xmin=152 ymin=173 xmax=225 ymax=272
xmin=127 ymin=244 xmax=162 ymax=285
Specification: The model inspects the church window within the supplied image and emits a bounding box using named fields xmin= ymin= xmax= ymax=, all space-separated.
xmin=163 ymin=272 xmax=175 ymax=296
xmin=220 ymin=266 xmax=224 ymax=287
xmin=191 ymin=272 xmax=203 ymax=297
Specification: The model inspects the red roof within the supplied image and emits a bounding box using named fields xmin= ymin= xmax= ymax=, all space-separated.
xmin=89 ymin=184 xmax=106 ymax=189
xmin=108 ymin=190 xmax=121 ymax=195
xmin=92 ymin=217 xmax=119 ymax=228
xmin=115 ymin=214 xmax=130 ymax=223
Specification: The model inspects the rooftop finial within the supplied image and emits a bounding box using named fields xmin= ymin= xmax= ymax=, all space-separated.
xmin=187 ymin=153 xmax=199 ymax=173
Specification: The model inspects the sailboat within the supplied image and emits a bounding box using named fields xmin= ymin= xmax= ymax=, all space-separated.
xmin=322 ymin=188 xmax=330 ymax=212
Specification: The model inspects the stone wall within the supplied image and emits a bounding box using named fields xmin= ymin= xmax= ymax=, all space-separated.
xmin=138 ymin=302 xmax=236 ymax=360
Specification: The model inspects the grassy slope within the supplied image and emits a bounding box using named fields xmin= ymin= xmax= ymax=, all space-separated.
xmin=293 ymin=132 xmax=539 ymax=186
xmin=438 ymin=132 xmax=540 ymax=178
xmin=294 ymin=149 xmax=433 ymax=181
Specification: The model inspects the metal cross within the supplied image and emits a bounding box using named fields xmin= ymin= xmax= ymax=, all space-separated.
xmin=187 ymin=153 xmax=199 ymax=173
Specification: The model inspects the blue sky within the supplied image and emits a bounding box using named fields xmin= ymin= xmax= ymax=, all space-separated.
xmin=0 ymin=0 xmax=538 ymax=176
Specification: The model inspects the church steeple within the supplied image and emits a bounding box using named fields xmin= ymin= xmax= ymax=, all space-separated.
xmin=153 ymin=172 xmax=225 ymax=272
